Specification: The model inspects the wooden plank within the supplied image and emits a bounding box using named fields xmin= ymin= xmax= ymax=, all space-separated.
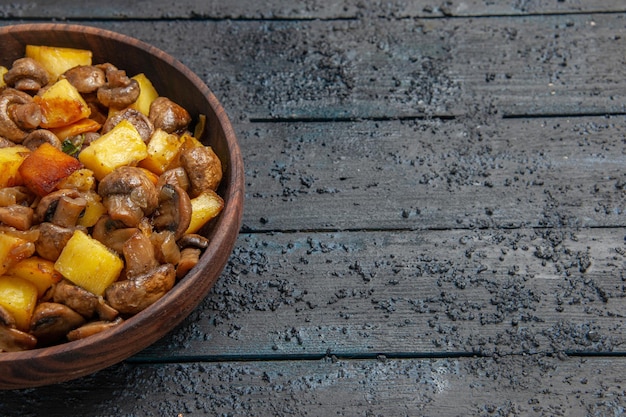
xmin=63 ymin=14 xmax=626 ymax=120
xmin=238 ymin=116 xmax=625 ymax=232
xmin=134 ymin=227 xmax=626 ymax=360
xmin=1 ymin=14 xmax=625 ymax=119
xmin=1 ymin=355 xmax=625 ymax=416
xmin=2 ymin=1 xmax=625 ymax=20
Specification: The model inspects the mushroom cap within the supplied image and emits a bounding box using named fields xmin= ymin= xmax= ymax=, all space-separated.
xmin=0 ymin=88 xmax=38 ymax=142
xmin=152 ymin=183 xmax=192 ymax=240
xmin=0 ymin=326 xmax=37 ymax=352
xmin=181 ymin=146 xmax=223 ymax=197
xmin=29 ymin=302 xmax=86 ymax=346
xmin=62 ymin=65 xmax=106 ymax=94
xmin=148 ymin=97 xmax=191 ymax=134
xmin=101 ymin=108 xmax=153 ymax=142
xmin=98 ymin=166 xmax=159 ymax=227
xmin=105 ymin=263 xmax=176 ymax=315
xmin=4 ymin=57 xmax=49 ymax=92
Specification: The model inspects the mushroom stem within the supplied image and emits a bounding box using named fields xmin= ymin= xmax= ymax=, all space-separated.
xmin=0 ymin=205 xmax=34 ymax=230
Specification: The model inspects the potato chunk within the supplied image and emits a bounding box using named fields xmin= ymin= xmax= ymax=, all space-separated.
xmin=0 ymin=275 xmax=38 ymax=331
xmin=130 ymin=73 xmax=159 ymax=116
xmin=26 ymin=45 xmax=92 ymax=82
xmin=139 ymin=129 xmax=185 ymax=175
xmin=0 ymin=146 xmax=30 ymax=188
xmin=186 ymin=190 xmax=224 ymax=234
xmin=54 ymin=230 xmax=123 ymax=296
xmin=78 ymin=119 xmax=148 ymax=180
xmin=18 ymin=142 xmax=83 ymax=197
xmin=7 ymin=256 xmax=63 ymax=298
xmin=0 ymin=233 xmax=35 ymax=276
xmin=34 ymin=78 xmax=92 ymax=129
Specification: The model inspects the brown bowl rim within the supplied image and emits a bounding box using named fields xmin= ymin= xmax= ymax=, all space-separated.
xmin=0 ymin=23 xmax=244 ymax=389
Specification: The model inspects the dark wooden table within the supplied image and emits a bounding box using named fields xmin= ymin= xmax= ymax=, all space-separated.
xmin=2 ymin=1 xmax=626 ymax=415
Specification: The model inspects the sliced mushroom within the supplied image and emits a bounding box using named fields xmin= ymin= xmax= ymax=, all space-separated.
xmin=98 ymin=166 xmax=159 ymax=227
xmin=0 ymin=186 xmax=35 ymax=207
xmin=152 ymin=184 xmax=192 ymax=240
xmin=105 ymin=263 xmax=176 ymax=315
xmin=0 ymin=205 xmax=34 ymax=230
xmin=151 ymin=230 xmax=180 ymax=265
xmin=4 ymin=57 xmax=49 ymax=92
xmin=0 ymin=225 xmax=39 ymax=244
xmin=148 ymin=97 xmax=191 ymax=134
xmin=67 ymin=317 xmax=123 ymax=341
xmin=180 ymin=146 xmax=223 ymax=197
xmin=0 ymin=305 xmax=16 ymax=328
xmin=0 ymin=136 xmax=15 ymax=148
xmin=29 ymin=302 xmax=86 ymax=346
xmin=123 ymin=231 xmax=159 ymax=278
xmin=157 ymin=167 xmax=191 ymax=192
xmin=0 ymin=88 xmax=41 ymax=142
xmin=62 ymin=65 xmax=106 ymax=93
xmin=97 ymin=65 xmax=140 ymax=109
xmin=92 ymin=215 xmax=139 ymax=254
xmin=176 ymin=247 xmax=201 ymax=279
xmin=0 ymin=325 xmax=37 ymax=352
xmin=50 ymin=280 xmax=118 ymax=320
xmin=101 ymin=108 xmax=153 ymax=142
xmin=177 ymin=233 xmax=209 ymax=249
xmin=22 ymin=129 xmax=62 ymax=150
xmin=34 ymin=222 xmax=75 ymax=261
xmin=35 ymin=189 xmax=86 ymax=228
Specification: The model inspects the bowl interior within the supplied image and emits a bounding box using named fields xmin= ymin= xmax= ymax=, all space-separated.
xmin=0 ymin=23 xmax=243 ymax=390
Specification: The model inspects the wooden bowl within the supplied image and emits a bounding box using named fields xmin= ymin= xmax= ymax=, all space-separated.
xmin=0 ymin=23 xmax=244 ymax=389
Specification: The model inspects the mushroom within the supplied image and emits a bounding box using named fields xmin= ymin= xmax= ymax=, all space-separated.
xmin=177 ymin=233 xmax=209 ymax=249
xmin=62 ymin=65 xmax=106 ymax=93
xmin=97 ymin=64 xmax=140 ymax=109
xmin=0 ymin=326 xmax=37 ymax=352
xmin=0 ymin=205 xmax=34 ymax=230
xmin=150 ymin=230 xmax=180 ymax=265
xmin=180 ymin=145 xmax=223 ymax=197
xmin=0 ymin=305 xmax=15 ymax=328
xmin=22 ymin=129 xmax=62 ymax=150
xmin=67 ymin=317 xmax=123 ymax=341
xmin=29 ymin=302 xmax=86 ymax=346
xmin=0 ymin=88 xmax=42 ymax=142
xmin=152 ymin=184 xmax=192 ymax=240
xmin=174 ymin=234 xmax=209 ymax=278
xmin=157 ymin=167 xmax=191 ymax=192
xmin=50 ymin=280 xmax=119 ymax=320
xmin=0 ymin=136 xmax=15 ymax=148
xmin=35 ymin=189 xmax=86 ymax=228
xmin=98 ymin=166 xmax=159 ymax=228
xmin=34 ymin=222 xmax=75 ymax=261
xmin=176 ymin=247 xmax=202 ymax=279
xmin=105 ymin=263 xmax=176 ymax=315
xmin=101 ymin=108 xmax=154 ymax=142
xmin=4 ymin=57 xmax=49 ymax=92
xmin=91 ymin=215 xmax=139 ymax=254
xmin=122 ymin=231 xmax=159 ymax=278
xmin=0 ymin=186 xmax=36 ymax=207
xmin=0 ymin=305 xmax=37 ymax=352
xmin=148 ymin=97 xmax=191 ymax=134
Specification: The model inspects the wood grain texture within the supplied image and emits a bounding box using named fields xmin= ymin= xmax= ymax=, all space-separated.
xmin=1 ymin=356 xmax=625 ymax=416
xmin=133 ymin=227 xmax=626 ymax=359
xmin=235 ymin=116 xmax=626 ymax=232
xmin=1 ymin=0 xmax=625 ymax=19
xmin=0 ymin=2 xmax=624 ymax=415
xmin=27 ymin=14 xmax=623 ymax=121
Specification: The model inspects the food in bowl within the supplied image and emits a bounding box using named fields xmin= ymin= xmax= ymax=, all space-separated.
xmin=0 ymin=44 xmax=225 ymax=351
